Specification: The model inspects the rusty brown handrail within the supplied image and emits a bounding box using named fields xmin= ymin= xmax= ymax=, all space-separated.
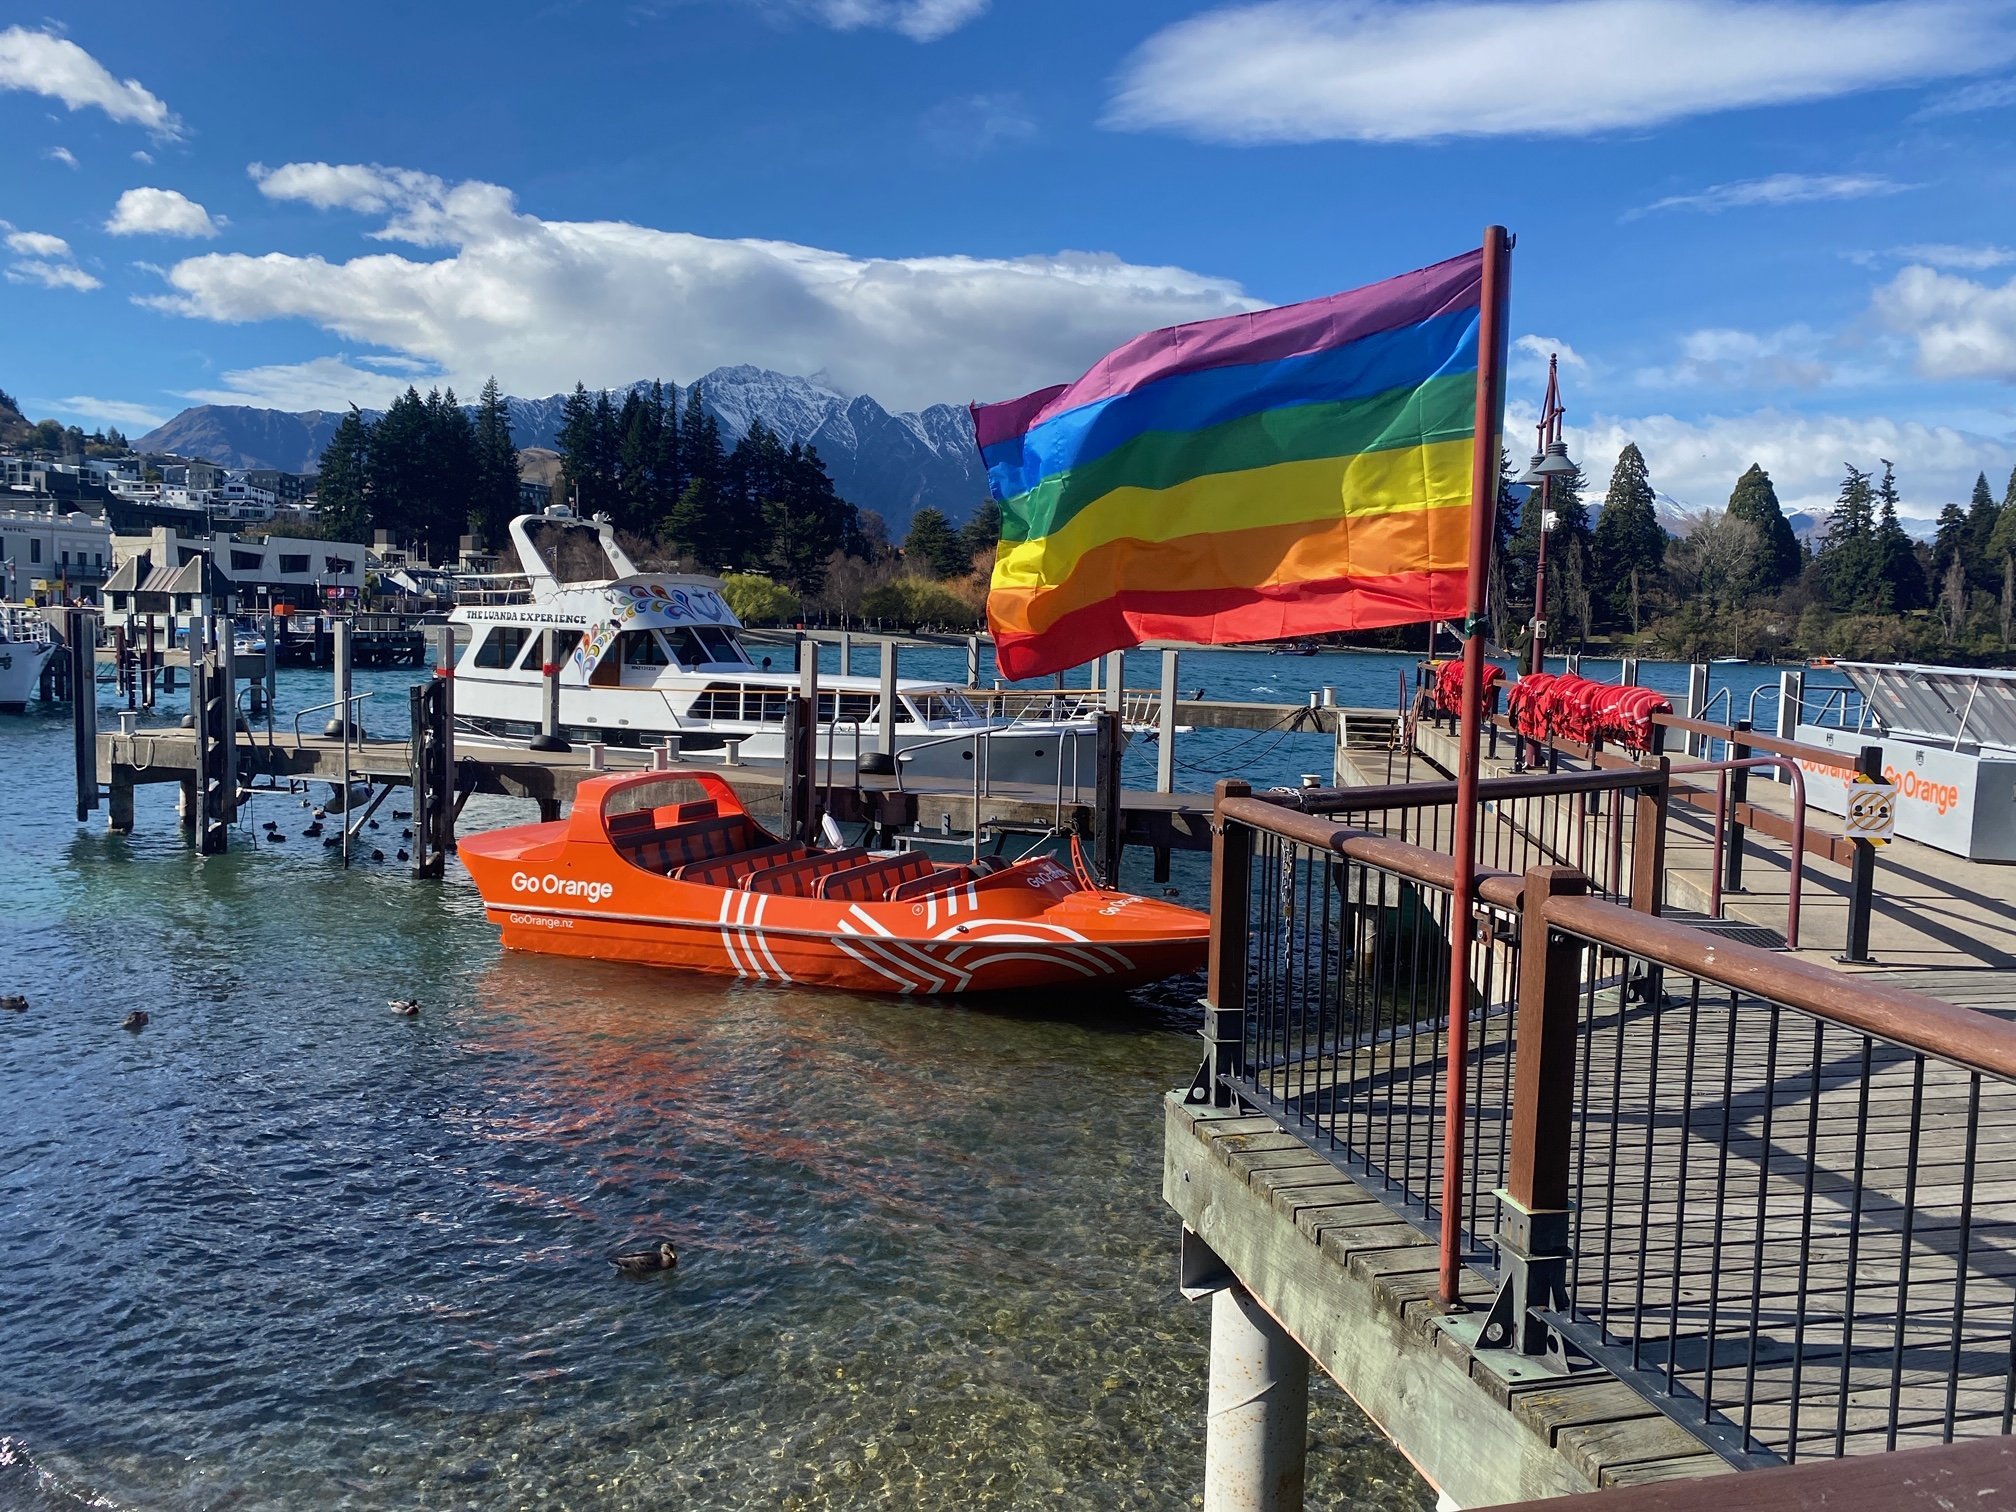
xmin=1219 ymin=794 xmax=1528 ymax=911
xmin=1542 ymin=889 xmax=2016 ymax=1081
xmin=1652 ymin=711 xmax=1858 ymax=772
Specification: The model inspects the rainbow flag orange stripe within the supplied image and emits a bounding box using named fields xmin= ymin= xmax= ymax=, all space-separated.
xmin=973 ymin=250 xmax=1485 ymax=680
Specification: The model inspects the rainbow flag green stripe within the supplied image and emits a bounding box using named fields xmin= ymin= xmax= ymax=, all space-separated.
xmin=971 ymin=249 xmax=1486 ymax=681
xmin=997 ymin=368 xmax=1475 ymax=547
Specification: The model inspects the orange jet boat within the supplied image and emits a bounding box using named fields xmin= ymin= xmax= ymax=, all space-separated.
xmin=459 ymin=770 xmax=1211 ymax=995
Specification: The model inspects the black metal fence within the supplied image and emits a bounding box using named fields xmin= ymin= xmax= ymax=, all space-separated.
xmin=1201 ymin=777 xmax=2016 ymax=1471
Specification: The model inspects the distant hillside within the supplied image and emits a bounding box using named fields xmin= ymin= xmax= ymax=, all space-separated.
xmin=135 ymin=368 xmax=991 ymax=528
xmin=0 ymin=388 xmax=31 ymax=448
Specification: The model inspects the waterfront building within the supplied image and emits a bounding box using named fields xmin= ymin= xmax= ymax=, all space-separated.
xmin=104 ymin=525 xmax=370 ymax=627
xmin=0 ymin=506 xmax=115 ymax=602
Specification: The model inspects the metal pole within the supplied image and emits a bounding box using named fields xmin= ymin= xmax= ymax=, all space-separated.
xmin=1530 ymin=473 xmax=1551 ymax=676
xmin=838 ymin=631 xmax=852 ymax=677
xmin=1157 ymin=648 xmax=1178 ymax=794
xmin=1841 ymin=743 xmax=1882 ymax=964
xmin=263 ymin=614 xmax=277 ymax=719
xmin=878 ymin=640 xmax=897 ymax=759
xmin=1684 ymin=662 xmax=1709 ymax=759
xmin=1103 ymin=650 xmax=1124 ymax=715
xmin=965 ymin=635 xmax=980 ymax=691
xmin=1775 ymin=667 xmax=1804 ymax=782
xmin=799 ymin=639 xmax=820 ymax=845
xmin=1440 ymin=223 xmax=1511 ymax=1308
xmin=1724 ymin=719 xmax=1751 ymax=895
xmin=1203 ymin=1285 xmax=1309 ymax=1512
xmin=325 ymin=620 xmax=354 ymax=738
xmin=529 ymin=627 xmax=569 ymax=752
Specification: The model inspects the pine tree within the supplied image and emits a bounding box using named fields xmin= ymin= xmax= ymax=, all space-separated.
xmin=1966 ymin=470 xmax=2003 ymax=592
xmin=368 ymin=387 xmax=432 ymax=546
xmin=1590 ymin=442 xmax=1666 ymax=632
xmin=680 ymin=385 xmax=724 ymax=492
xmin=614 ymin=388 xmax=660 ymax=535
xmin=555 ymin=383 xmax=596 ymax=513
xmin=1873 ymin=460 xmax=1929 ymax=612
xmin=665 ymin=478 xmax=724 ymax=565
xmin=903 ymin=508 xmax=967 ymax=578
xmin=470 ymin=376 xmax=521 ymax=550
xmin=957 ymin=499 xmax=1003 ymax=567
xmin=1725 ymin=463 xmax=1801 ymax=591
xmin=315 ymin=407 xmax=373 ymax=543
xmin=763 ymin=443 xmax=856 ymax=594
xmin=651 ymin=382 xmax=683 ymax=514
xmin=1818 ymin=464 xmax=1881 ymax=611
xmin=1933 ymin=501 xmax=1969 ymax=568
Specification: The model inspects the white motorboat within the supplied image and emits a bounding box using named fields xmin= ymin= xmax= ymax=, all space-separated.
xmin=448 ymin=508 xmax=1102 ymax=785
xmin=0 ymin=606 xmax=55 ymax=714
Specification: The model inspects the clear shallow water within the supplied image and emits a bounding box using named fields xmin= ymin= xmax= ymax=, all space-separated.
xmin=0 ymin=661 xmax=1448 ymax=1512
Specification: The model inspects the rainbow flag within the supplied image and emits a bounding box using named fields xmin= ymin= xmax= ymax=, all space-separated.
xmin=974 ymin=249 xmax=1486 ymax=681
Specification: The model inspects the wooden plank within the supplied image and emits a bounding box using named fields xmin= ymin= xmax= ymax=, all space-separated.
xmin=1556 ymin=1415 xmax=1722 ymax=1481
xmin=1513 ymin=1380 xmax=1676 ymax=1445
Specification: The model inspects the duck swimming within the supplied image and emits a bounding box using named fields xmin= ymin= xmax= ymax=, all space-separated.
xmin=388 ymin=998 xmax=420 ymax=1018
xmin=0 ymin=995 xmax=26 ymax=1012
xmin=122 ymin=1011 xmax=149 ymax=1031
xmin=611 ymin=1241 xmax=678 ymax=1275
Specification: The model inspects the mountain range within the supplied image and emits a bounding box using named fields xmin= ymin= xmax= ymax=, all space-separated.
xmin=133 ymin=366 xmax=990 ymax=530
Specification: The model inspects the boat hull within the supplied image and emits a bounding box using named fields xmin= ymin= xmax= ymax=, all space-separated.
xmin=458 ymin=769 xmax=1209 ymax=997
xmin=484 ymin=895 xmax=1204 ymax=994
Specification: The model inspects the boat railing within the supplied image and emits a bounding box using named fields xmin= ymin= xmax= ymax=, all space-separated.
xmin=452 ymin=574 xmax=534 ymax=606
xmin=1 ymin=605 xmax=53 ymax=646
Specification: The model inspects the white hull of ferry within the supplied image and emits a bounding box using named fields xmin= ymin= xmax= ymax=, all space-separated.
xmin=449 ymin=508 xmax=1112 ymax=789
xmin=0 ymin=637 xmax=54 ymax=714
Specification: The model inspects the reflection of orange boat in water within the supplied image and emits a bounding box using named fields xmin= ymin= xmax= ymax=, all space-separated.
xmin=459 ymin=770 xmax=1210 ymax=995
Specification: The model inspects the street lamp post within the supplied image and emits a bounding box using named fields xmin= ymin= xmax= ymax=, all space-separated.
xmin=1519 ymin=355 xmax=1577 ymax=676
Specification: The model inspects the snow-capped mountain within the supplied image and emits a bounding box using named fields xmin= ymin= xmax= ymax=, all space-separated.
xmin=134 ymin=367 xmax=991 ymax=530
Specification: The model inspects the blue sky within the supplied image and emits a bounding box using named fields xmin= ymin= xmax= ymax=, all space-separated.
xmin=4 ymin=0 xmax=2016 ymax=523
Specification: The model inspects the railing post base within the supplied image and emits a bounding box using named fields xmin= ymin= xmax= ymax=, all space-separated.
xmin=1475 ymin=1191 xmax=1580 ymax=1367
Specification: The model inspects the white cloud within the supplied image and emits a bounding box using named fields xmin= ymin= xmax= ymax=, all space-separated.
xmin=132 ymin=149 xmax=153 ymax=165
xmin=1873 ymin=265 xmax=2016 ymax=381
xmin=0 ymin=26 xmax=181 ymax=138
xmin=1512 ymin=335 xmax=1588 ymax=380
xmin=6 ymin=260 xmax=101 ymax=292
xmin=150 ymin=160 xmax=1260 ymax=413
xmin=45 ymin=145 xmax=77 ymax=168
xmin=174 ymin=356 xmax=431 ymax=413
xmin=1542 ymin=403 xmax=2016 ymax=520
xmin=1633 ymin=325 xmax=1869 ymax=391
xmin=6 ymin=230 xmax=73 ymax=258
xmin=105 ymin=187 xmax=222 ymax=239
xmin=801 ymin=0 xmax=987 ymax=40
xmin=919 ymin=91 xmax=1038 ymax=154
xmin=1106 ymin=0 xmax=2016 ymax=143
xmin=1886 ymin=243 xmax=2016 ymax=270
xmin=46 ymin=395 xmax=168 ymax=430
xmin=1629 ymin=173 xmax=1912 ymax=218
xmin=1914 ymin=74 xmax=2016 ymax=116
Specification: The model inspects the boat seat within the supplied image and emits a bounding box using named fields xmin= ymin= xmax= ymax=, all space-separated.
xmin=663 ymin=798 xmax=718 ymax=824
xmin=817 ymin=851 xmax=936 ymax=903
xmin=618 ymin=814 xmax=761 ymax=875
xmin=884 ymin=864 xmax=974 ymax=902
xmin=672 ymin=840 xmax=810 ymax=887
xmin=740 ymin=847 xmax=871 ymax=897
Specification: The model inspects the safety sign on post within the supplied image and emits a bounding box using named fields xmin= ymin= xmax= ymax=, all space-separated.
xmin=1846 ymin=773 xmax=1897 ymax=846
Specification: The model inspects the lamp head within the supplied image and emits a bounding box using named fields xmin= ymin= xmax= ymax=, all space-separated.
xmin=1530 ymin=440 xmax=1578 ymax=479
xmin=1517 ymin=451 xmax=1548 ymax=486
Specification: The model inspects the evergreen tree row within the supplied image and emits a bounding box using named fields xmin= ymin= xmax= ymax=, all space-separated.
xmin=315 ymin=379 xmax=521 ymax=560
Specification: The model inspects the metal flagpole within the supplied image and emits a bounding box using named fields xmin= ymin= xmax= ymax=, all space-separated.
xmin=1440 ymin=224 xmax=1513 ymax=1307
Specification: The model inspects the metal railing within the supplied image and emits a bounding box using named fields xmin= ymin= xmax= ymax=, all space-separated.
xmin=1197 ymin=780 xmax=2016 ymax=1472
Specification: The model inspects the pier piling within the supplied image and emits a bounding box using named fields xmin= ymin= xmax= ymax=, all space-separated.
xmin=1203 ymin=1284 xmax=1310 ymax=1512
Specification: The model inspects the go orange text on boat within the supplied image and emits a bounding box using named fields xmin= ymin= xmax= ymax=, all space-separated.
xmin=458 ymin=770 xmax=1210 ymax=995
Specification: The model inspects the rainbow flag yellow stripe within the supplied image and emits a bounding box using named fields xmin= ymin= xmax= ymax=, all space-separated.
xmin=972 ymin=250 xmax=1484 ymax=679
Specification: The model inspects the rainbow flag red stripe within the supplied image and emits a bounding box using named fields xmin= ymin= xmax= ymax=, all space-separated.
xmin=973 ymin=250 xmax=1485 ymax=681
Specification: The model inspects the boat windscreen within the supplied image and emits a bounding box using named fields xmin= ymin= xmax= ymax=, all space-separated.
xmin=524 ymin=519 xmax=623 ymax=584
xmin=603 ymin=776 xmax=714 ymax=820
xmin=1838 ymin=662 xmax=2016 ymax=754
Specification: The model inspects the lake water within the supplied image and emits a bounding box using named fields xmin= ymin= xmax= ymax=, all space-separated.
xmin=0 ymin=646 xmax=1795 ymax=1509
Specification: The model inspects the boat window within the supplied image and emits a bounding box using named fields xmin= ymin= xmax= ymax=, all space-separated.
xmin=913 ymin=693 xmax=978 ymax=722
xmin=693 ymin=626 xmax=749 ymax=665
xmin=814 ymin=691 xmax=880 ymax=723
xmin=619 ymin=629 xmax=671 ymax=667
xmin=473 ymin=625 xmax=531 ymax=669
xmin=661 ymin=627 xmax=707 ymax=667
xmin=511 ymin=629 xmax=583 ymax=669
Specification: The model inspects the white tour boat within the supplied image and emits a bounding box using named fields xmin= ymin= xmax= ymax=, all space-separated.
xmin=448 ymin=508 xmax=1102 ymax=785
xmin=0 ymin=606 xmax=55 ymax=714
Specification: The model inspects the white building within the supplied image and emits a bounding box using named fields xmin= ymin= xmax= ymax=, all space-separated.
xmin=105 ymin=526 xmax=371 ymax=623
xmin=0 ymin=506 xmax=116 ymax=602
